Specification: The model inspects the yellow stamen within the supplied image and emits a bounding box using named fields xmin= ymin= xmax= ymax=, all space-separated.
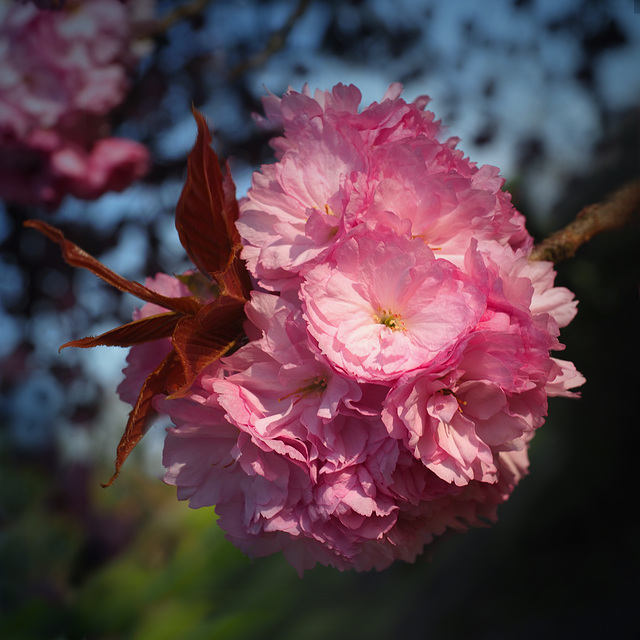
xmin=442 ymin=388 xmax=467 ymax=413
xmin=279 ymin=376 xmax=327 ymax=401
xmin=410 ymin=233 xmax=440 ymax=251
xmin=373 ymin=307 xmax=406 ymax=331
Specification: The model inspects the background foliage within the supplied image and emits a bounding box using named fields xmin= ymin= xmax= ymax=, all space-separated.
xmin=1 ymin=0 xmax=639 ymax=638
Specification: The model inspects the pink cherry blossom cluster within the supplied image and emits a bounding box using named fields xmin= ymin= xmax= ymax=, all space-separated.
xmin=0 ymin=0 xmax=152 ymax=208
xmin=123 ymin=84 xmax=584 ymax=573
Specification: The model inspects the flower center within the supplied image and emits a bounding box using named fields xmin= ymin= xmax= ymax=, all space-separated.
xmin=279 ymin=375 xmax=328 ymax=401
xmin=373 ymin=307 xmax=405 ymax=331
xmin=442 ymin=388 xmax=467 ymax=413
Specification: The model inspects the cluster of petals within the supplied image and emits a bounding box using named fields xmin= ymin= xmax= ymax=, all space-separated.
xmin=0 ymin=0 xmax=151 ymax=207
xmin=124 ymin=84 xmax=584 ymax=572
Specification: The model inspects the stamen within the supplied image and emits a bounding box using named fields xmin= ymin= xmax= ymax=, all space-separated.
xmin=410 ymin=233 xmax=440 ymax=251
xmin=279 ymin=376 xmax=327 ymax=401
xmin=373 ymin=307 xmax=406 ymax=331
xmin=442 ymin=388 xmax=467 ymax=413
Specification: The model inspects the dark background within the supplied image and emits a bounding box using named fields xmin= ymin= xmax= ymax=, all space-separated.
xmin=1 ymin=0 xmax=639 ymax=638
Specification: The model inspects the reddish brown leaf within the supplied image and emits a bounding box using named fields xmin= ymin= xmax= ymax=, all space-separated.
xmin=25 ymin=115 xmax=255 ymax=487
xmin=24 ymin=220 xmax=201 ymax=315
xmin=99 ymin=296 xmax=247 ymax=483
xmin=215 ymin=244 xmax=253 ymax=300
xmin=60 ymin=312 xmax=181 ymax=351
xmin=169 ymin=296 xmax=246 ymax=398
xmin=221 ymin=159 xmax=241 ymax=246
xmin=175 ymin=108 xmax=242 ymax=280
xmin=100 ymin=297 xmax=247 ymax=483
xmin=101 ymin=349 xmax=185 ymax=487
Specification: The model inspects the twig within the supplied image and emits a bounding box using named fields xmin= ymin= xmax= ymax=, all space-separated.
xmin=227 ymin=0 xmax=312 ymax=79
xmin=530 ymin=178 xmax=640 ymax=264
xmin=137 ymin=0 xmax=217 ymax=40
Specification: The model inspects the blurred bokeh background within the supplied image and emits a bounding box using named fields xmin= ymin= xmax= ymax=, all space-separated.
xmin=1 ymin=0 xmax=639 ymax=638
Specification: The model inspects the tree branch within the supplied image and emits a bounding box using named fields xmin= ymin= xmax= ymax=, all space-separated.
xmin=227 ymin=0 xmax=312 ymax=79
xmin=530 ymin=177 xmax=640 ymax=264
xmin=137 ymin=0 xmax=217 ymax=39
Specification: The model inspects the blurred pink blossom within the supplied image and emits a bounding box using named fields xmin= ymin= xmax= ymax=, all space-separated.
xmin=0 ymin=0 xmax=152 ymax=207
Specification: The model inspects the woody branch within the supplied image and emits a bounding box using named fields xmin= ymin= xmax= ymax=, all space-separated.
xmin=531 ymin=178 xmax=640 ymax=264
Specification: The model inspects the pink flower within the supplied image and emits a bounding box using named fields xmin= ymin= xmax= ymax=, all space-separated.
xmin=160 ymin=360 xmax=532 ymax=572
xmin=0 ymin=0 xmax=152 ymax=207
xmin=160 ymin=374 xmax=243 ymax=508
xmin=214 ymin=293 xmax=366 ymax=442
xmin=301 ymin=227 xmax=486 ymax=382
xmin=238 ymin=83 xmax=443 ymax=291
xmin=116 ymin=84 xmax=585 ymax=573
xmin=238 ymin=83 xmax=530 ymax=290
